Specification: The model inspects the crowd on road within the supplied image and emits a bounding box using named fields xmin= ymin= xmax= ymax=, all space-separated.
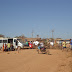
xmin=1 ymin=38 xmax=72 ymax=54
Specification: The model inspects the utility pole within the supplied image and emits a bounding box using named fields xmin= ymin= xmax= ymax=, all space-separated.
xmin=37 ymin=35 xmax=39 ymax=38
xmin=52 ymin=30 xmax=54 ymax=41
xmin=32 ymin=30 xmax=34 ymax=38
xmin=32 ymin=30 xmax=34 ymax=42
xmin=47 ymin=35 xmax=48 ymax=39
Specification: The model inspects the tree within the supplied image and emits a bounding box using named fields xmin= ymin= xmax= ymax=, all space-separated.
xmin=0 ymin=34 xmax=5 ymax=38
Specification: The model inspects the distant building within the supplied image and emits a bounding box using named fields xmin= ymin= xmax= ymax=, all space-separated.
xmin=55 ymin=38 xmax=64 ymax=44
xmin=55 ymin=38 xmax=70 ymax=44
xmin=65 ymin=39 xmax=70 ymax=44
xmin=24 ymin=38 xmax=41 ymax=42
xmin=48 ymin=38 xmax=54 ymax=42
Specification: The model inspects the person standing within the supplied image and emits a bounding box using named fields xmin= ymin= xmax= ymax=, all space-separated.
xmin=29 ymin=41 xmax=33 ymax=49
xmin=3 ymin=43 xmax=4 ymax=52
xmin=62 ymin=40 xmax=66 ymax=51
xmin=26 ymin=41 xmax=28 ymax=46
xmin=5 ymin=43 xmax=7 ymax=51
xmin=70 ymin=39 xmax=72 ymax=50
xmin=40 ymin=41 xmax=44 ymax=48
xmin=11 ymin=44 xmax=13 ymax=51
xmin=7 ymin=42 xmax=11 ymax=51
xmin=15 ymin=40 xmax=18 ymax=51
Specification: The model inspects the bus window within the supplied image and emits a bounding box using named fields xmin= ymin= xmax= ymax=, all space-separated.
xmin=0 ymin=40 xmax=2 ymax=43
xmin=3 ymin=40 xmax=7 ymax=43
xmin=14 ymin=39 xmax=16 ymax=42
xmin=8 ymin=39 xmax=13 ymax=43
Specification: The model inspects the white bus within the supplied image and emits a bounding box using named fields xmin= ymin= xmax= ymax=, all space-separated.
xmin=0 ymin=38 xmax=23 ymax=50
xmin=0 ymin=38 xmax=8 ymax=49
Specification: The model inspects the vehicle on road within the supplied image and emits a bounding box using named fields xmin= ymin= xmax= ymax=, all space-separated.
xmin=0 ymin=38 xmax=23 ymax=50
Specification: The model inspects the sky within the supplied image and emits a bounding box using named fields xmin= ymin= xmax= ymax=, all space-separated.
xmin=0 ymin=0 xmax=72 ymax=39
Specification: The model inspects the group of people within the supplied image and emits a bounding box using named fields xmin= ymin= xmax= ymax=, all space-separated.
xmin=36 ymin=39 xmax=72 ymax=52
xmin=25 ymin=40 xmax=45 ymax=49
xmin=3 ymin=42 xmax=14 ymax=51
xmin=62 ymin=39 xmax=72 ymax=51
xmin=26 ymin=41 xmax=33 ymax=48
xmin=2 ymin=40 xmax=21 ymax=53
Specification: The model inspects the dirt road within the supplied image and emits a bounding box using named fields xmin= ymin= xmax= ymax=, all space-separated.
xmin=0 ymin=49 xmax=72 ymax=72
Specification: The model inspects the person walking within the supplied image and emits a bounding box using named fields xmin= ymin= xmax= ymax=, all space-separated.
xmin=17 ymin=40 xmax=21 ymax=53
xmin=17 ymin=46 xmax=20 ymax=53
xmin=37 ymin=43 xmax=41 ymax=54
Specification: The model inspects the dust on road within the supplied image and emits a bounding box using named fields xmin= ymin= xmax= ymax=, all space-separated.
xmin=0 ymin=49 xmax=72 ymax=72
